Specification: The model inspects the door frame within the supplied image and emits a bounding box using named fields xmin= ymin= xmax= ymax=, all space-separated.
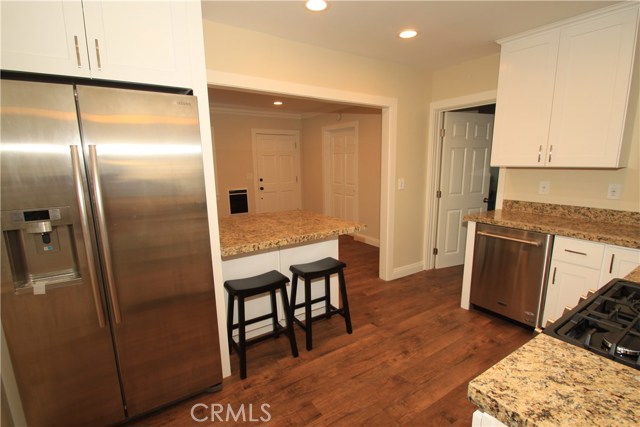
xmin=251 ymin=128 xmax=301 ymax=212
xmin=322 ymin=121 xmax=359 ymax=219
xmin=424 ymin=90 xmax=505 ymax=270
xmin=208 ymin=70 xmax=397 ymax=281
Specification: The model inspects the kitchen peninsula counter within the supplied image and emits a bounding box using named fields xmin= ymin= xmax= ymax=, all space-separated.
xmin=464 ymin=200 xmax=640 ymax=249
xmin=468 ymin=333 xmax=640 ymax=426
xmin=218 ymin=210 xmax=364 ymax=258
xmin=468 ymin=266 xmax=640 ymax=426
xmin=218 ymin=211 xmax=364 ymax=338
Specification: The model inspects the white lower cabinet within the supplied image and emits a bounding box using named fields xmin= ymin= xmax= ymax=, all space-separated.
xmin=542 ymin=236 xmax=640 ymax=325
xmin=472 ymin=410 xmax=507 ymax=427
xmin=599 ymin=244 xmax=640 ymax=284
xmin=543 ymin=259 xmax=601 ymax=325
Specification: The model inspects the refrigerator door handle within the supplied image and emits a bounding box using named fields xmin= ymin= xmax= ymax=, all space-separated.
xmin=88 ymin=145 xmax=122 ymax=324
xmin=71 ymin=145 xmax=107 ymax=328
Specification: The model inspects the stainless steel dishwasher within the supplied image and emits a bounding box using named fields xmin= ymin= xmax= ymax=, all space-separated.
xmin=470 ymin=223 xmax=553 ymax=328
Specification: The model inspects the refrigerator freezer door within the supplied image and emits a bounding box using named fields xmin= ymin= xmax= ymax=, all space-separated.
xmin=76 ymin=85 xmax=222 ymax=417
xmin=0 ymin=80 xmax=125 ymax=426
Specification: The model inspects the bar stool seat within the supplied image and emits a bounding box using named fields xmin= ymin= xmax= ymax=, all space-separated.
xmin=289 ymin=257 xmax=353 ymax=350
xmin=225 ymin=270 xmax=298 ymax=379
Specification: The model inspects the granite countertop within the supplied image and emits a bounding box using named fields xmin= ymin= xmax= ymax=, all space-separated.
xmin=468 ymin=334 xmax=640 ymax=427
xmin=468 ymin=266 xmax=640 ymax=426
xmin=218 ymin=210 xmax=365 ymax=257
xmin=464 ymin=201 xmax=640 ymax=249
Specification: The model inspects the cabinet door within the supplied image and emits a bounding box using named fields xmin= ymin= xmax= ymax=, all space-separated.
xmin=490 ymin=31 xmax=559 ymax=167
xmin=542 ymin=260 xmax=600 ymax=326
xmin=599 ymin=245 xmax=640 ymax=285
xmin=82 ymin=1 xmax=191 ymax=88
xmin=548 ymin=8 xmax=639 ymax=167
xmin=0 ymin=0 xmax=90 ymax=77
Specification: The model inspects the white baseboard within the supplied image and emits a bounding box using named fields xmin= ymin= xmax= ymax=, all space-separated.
xmin=390 ymin=261 xmax=424 ymax=280
xmin=353 ymin=233 xmax=380 ymax=247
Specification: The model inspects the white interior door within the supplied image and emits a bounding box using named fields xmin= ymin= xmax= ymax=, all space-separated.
xmin=323 ymin=124 xmax=358 ymax=222
xmin=435 ymin=112 xmax=494 ymax=268
xmin=253 ymin=130 xmax=301 ymax=213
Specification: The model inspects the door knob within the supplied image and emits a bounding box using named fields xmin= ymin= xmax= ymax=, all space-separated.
xmin=260 ymin=186 xmax=264 ymax=191
xmin=483 ymin=198 xmax=489 ymax=203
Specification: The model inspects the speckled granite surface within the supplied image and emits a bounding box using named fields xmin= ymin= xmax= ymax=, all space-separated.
xmin=218 ymin=210 xmax=365 ymax=257
xmin=468 ymin=334 xmax=640 ymax=427
xmin=465 ymin=201 xmax=640 ymax=249
xmin=468 ymin=267 xmax=640 ymax=426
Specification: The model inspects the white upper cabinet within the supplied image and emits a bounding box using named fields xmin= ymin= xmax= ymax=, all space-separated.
xmin=491 ymin=31 xmax=559 ymax=166
xmin=1 ymin=1 xmax=90 ymax=78
xmin=491 ymin=4 xmax=639 ymax=168
xmin=1 ymin=1 xmax=191 ymax=88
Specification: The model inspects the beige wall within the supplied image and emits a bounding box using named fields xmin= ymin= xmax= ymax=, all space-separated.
xmin=203 ymin=21 xmax=431 ymax=269
xmin=431 ymin=54 xmax=500 ymax=102
xmin=300 ymin=113 xmax=382 ymax=244
xmin=431 ymin=53 xmax=640 ymax=212
xmin=211 ymin=112 xmax=301 ymax=217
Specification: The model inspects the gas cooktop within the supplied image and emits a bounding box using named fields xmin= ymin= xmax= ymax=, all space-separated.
xmin=543 ymin=278 xmax=640 ymax=370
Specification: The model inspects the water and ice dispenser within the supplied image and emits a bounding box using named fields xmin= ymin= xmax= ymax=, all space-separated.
xmin=2 ymin=207 xmax=81 ymax=293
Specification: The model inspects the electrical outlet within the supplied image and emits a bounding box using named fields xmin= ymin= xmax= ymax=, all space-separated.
xmin=538 ymin=181 xmax=550 ymax=195
xmin=607 ymin=183 xmax=621 ymax=199
xmin=398 ymin=178 xmax=405 ymax=190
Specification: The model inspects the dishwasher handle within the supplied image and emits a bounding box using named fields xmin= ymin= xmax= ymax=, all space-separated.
xmin=477 ymin=230 xmax=542 ymax=247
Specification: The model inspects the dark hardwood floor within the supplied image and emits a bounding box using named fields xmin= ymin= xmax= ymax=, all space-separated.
xmin=129 ymin=236 xmax=533 ymax=426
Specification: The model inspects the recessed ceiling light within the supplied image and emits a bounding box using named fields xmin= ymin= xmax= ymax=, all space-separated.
xmin=399 ymin=29 xmax=418 ymax=39
xmin=306 ymin=0 xmax=327 ymax=12
xmin=273 ymin=101 xmax=283 ymax=106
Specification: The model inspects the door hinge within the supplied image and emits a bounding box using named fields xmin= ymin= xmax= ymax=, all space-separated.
xmin=439 ymin=128 xmax=446 ymax=138
xmin=433 ymin=248 xmax=438 ymax=255
xmin=436 ymin=190 xmax=442 ymax=198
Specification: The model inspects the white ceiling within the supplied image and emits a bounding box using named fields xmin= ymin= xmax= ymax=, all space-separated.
xmin=201 ymin=0 xmax=619 ymax=71
xmin=202 ymin=0 xmax=619 ymax=113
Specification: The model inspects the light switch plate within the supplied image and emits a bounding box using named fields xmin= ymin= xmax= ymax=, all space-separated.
xmin=607 ymin=183 xmax=621 ymax=199
xmin=538 ymin=181 xmax=550 ymax=195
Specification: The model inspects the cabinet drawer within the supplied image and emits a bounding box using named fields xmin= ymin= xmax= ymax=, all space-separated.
xmin=552 ymin=236 xmax=604 ymax=268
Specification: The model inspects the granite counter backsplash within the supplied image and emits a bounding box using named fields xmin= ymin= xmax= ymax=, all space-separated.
xmin=218 ymin=210 xmax=365 ymax=257
xmin=465 ymin=201 xmax=640 ymax=249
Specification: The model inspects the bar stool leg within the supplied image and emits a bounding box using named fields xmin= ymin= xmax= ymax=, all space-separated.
xmin=324 ymin=274 xmax=331 ymax=318
xmin=280 ymin=284 xmax=299 ymax=358
xmin=226 ymin=292 xmax=235 ymax=353
xmin=238 ymin=295 xmax=247 ymax=379
xmin=290 ymin=273 xmax=299 ymax=320
xmin=269 ymin=289 xmax=280 ymax=337
xmin=338 ymin=269 xmax=352 ymax=334
xmin=305 ymin=277 xmax=313 ymax=351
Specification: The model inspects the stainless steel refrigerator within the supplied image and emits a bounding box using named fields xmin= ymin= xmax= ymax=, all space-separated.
xmin=1 ymin=79 xmax=222 ymax=426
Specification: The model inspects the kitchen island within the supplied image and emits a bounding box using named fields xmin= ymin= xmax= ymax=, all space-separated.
xmin=218 ymin=210 xmax=364 ymax=337
xmin=468 ymin=266 xmax=640 ymax=426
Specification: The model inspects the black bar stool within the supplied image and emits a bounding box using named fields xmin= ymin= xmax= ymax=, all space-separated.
xmin=224 ymin=270 xmax=298 ymax=379
xmin=289 ymin=257 xmax=353 ymax=350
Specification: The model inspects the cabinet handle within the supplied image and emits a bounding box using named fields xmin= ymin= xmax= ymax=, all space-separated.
xmin=609 ymin=254 xmax=615 ymax=274
xmin=564 ymin=249 xmax=587 ymax=256
xmin=552 ymin=267 xmax=557 ymax=285
xmin=74 ymin=35 xmax=82 ymax=68
xmin=94 ymin=39 xmax=102 ymax=70
xmin=538 ymin=145 xmax=542 ymax=163
xmin=548 ymin=144 xmax=553 ymax=163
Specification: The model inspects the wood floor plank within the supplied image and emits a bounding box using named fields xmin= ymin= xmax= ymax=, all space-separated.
xmin=126 ymin=236 xmax=533 ymax=426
